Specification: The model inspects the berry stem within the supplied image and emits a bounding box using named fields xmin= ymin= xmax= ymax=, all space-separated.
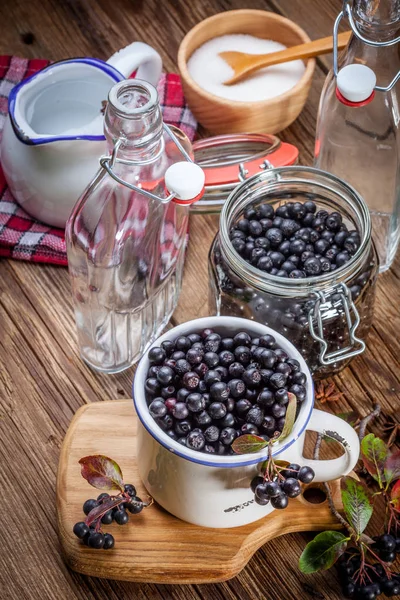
xmin=357 ymin=403 xmax=381 ymax=441
xmin=361 ymin=543 xmax=393 ymax=578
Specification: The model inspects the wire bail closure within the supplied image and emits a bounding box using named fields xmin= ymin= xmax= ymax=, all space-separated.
xmin=333 ymin=1 xmax=400 ymax=93
xmin=100 ymin=123 xmax=195 ymax=204
xmin=308 ymin=282 xmax=366 ymax=365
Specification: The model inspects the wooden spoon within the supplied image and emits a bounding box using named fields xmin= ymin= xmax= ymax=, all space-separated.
xmin=220 ymin=31 xmax=351 ymax=85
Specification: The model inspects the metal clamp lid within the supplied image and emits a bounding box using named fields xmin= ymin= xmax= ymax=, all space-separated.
xmin=191 ymin=134 xmax=299 ymax=213
xmin=308 ymin=282 xmax=366 ymax=365
xmin=333 ymin=1 xmax=400 ymax=95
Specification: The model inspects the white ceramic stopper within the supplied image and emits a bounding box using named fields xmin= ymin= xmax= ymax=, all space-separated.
xmin=165 ymin=162 xmax=205 ymax=201
xmin=337 ymin=64 xmax=376 ymax=102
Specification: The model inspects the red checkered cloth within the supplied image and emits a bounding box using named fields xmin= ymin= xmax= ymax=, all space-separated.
xmin=0 ymin=55 xmax=197 ymax=265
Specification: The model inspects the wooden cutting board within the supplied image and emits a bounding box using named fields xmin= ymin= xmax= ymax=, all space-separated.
xmin=57 ymin=399 xmax=344 ymax=584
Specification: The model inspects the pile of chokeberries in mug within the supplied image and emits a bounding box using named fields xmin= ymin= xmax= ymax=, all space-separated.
xmin=145 ymin=328 xmax=307 ymax=454
xmin=229 ymin=200 xmax=361 ymax=278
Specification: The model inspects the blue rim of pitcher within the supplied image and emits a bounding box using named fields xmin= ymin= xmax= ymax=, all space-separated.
xmin=132 ymin=317 xmax=315 ymax=468
xmin=8 ymin=58 xmax=124 ymax=145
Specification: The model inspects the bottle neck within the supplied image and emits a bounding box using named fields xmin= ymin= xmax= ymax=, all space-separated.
xmin=352 ymin=0 xmax=400 ymax=41
xmin=104 ymin=80 xmax=163 ymax=161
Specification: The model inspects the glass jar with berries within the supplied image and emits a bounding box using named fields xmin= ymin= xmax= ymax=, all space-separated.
xmin=209 ymin=166 xmax=379 ymax=378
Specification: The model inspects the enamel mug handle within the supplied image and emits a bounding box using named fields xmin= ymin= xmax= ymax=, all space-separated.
xmin=291 ymin=409 xmax=360 ymax=482
xmin=107 ymin=42 xmax=162 ymax=86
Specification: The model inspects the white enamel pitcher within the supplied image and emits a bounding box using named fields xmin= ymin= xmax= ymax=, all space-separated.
xmin=0 ymin=43 xmax=162 ymax=228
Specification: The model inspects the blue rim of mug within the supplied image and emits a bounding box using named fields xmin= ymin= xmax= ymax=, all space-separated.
xmin=8 ymin=58 xmax=124 ymax=145
xmin=132 ymin=317 xmax=315 ymax=468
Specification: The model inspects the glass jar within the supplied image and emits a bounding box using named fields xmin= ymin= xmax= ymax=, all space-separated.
xmin=209 ymin=167 xmax=378 ymax=378
xmin=66 ymin=80 xmax=204 ymax=374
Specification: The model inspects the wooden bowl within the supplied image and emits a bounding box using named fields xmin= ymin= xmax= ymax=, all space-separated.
xmin=177 ymin=9 xmax=316 ymax=135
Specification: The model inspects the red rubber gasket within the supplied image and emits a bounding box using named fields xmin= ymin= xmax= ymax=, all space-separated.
xmin=336 ymin=88 xmax=375 ymax=107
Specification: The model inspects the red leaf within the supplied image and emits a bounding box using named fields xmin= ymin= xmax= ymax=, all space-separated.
xmin=384 ymin=450 xmax=400 ymax=486
xmin=79 ymin=455 xmax=124 ymax=492
xmin=85 ymin=496 xmax=126 ymax=526
xmin=391 ymin=480 xmax=400 ymax=510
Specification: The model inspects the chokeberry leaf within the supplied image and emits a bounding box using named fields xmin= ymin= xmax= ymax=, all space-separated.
xmin=384 ymin=449 xmax=400 ymax=487
xmin=275 ymin=392 xmax=297 ymax=442
xmin=336 ymin=411 xmax=359 ymax=428
xmin=85 ymin=497 xmax=126 ymax=526
xmin=360 ymin=433 xmax=388 ymax=488
xmin=391 ymin=479 xmax=400 ymax=510
xmin=231 ymin=434 xmax=269 ymax=454
xmin=299 ymin=531 xmax=349 ymax=573
xmin=341 ymin=477 xmax=372 ymax=538
xmin=79 ymin=455 xmax=124 ymax=492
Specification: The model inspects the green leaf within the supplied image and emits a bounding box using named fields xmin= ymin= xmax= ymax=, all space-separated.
xmin=231 ymin=434 xmax=269 ymax=455
xmin=299 ymin=531 xmax=349 ymax=573
xmin=341 ymin=477 xmax=373 ymax=537
xmin=384 ymin=450 xmax=400 ymax=486
xmin=391 ymin=479 xmax=400 ymax=510
xmin=361 ymin=433 xmax=388 ymax=487
xmin=275 ymin=392 xmax=297 ymax=442
xmin=79 ymin=455 xmax=124 ymax=492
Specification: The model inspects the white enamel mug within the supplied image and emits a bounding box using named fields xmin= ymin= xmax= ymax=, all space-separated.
xmin=133 ymin=317 xmax=360 ymax=528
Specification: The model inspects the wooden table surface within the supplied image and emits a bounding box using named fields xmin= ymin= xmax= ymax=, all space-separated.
xmin=0 ymin=1 xmax=399 ymax=599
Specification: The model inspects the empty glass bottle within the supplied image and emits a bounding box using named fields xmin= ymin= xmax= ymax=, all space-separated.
xmin=66 ymin=80 xmax=204 ymax=373
xmin=315 ymin=0 xmax=400 ymax=272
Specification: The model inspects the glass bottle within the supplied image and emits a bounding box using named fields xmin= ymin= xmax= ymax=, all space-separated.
xmin=66 ymin=80 xmax=203 ymax=373
xmin=314 ymin=0 xmax=400 ymax=272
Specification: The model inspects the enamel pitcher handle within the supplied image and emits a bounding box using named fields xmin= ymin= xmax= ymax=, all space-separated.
xmin=288 ymin=409 xmax=360 ymax=482
xmin=107 ymin=41 xmax=162 ymax=86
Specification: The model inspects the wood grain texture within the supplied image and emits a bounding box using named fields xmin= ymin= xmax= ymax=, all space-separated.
xmin=57 ymin=399 xmax=344 ymax=584
xmin=0 ymin=0 xmax=399 ymax=599
xmin=177 ymin=9 xmax=315 ymax=134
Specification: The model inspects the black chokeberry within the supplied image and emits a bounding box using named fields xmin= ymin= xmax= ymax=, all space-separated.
xmin=101 ymin=510 xmax=114 ymax=525
xmin=149 ymin=399 xmax=167 ymax=418
xmin=209 ymin=402 xmax=227 ymax=420
xmin=265 ymin=481 xmax=281 ymax=497
xmin=182 ymin=371 xmax=200 ymax=390
xmin=204 ymin=425 xmax=220 ymax=442
xmin=88 ymin=532 xmax=105 ymax=548
xmin=73 ymin=522 xmax=89 ymax=539
xmin=148 ymin=347 xmax=166 ymax=365
xmin=246 ymin=406 xmax=264 ymax=426
xmin=103 ymin=533 xmax=115 ymax=550
xmin=271 ymin=493 xmax=289 ymax=509
xmin=282 ymin=478 xmax=301 ymax=498
xmin=83 ymin=499 xmax=98 ymax=515
xmin=127 ymin=497 xmax=144 ymax=514
xmin=186 ymin=393 xmax=205 ymax=413
xmin=114 ymin=508 xmax=129 ymax=525
xmin=298 ymin=466 xmax=315 ymax=483
xmin=186 ymin=430 xmax=206 ymax=450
